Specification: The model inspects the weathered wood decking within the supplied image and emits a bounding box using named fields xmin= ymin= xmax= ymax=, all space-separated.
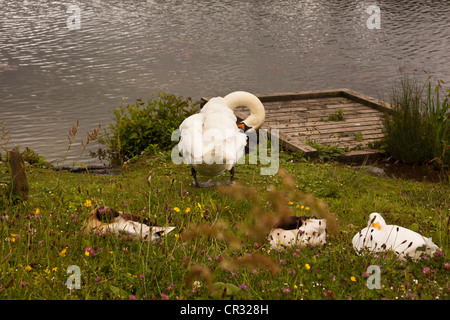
xmin=202 ymin=89 xmax=392 ymax=162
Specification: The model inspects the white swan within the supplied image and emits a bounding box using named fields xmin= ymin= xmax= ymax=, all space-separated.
xmin=177 ymin=91 xmax=265 ymax=187
xmin=352 ymin=212 xmax=441 ymax=260
xmin=84 ymin=206 xmax=175 ymax=242
xmin=268 ymin=216 xmax=327 ymax=250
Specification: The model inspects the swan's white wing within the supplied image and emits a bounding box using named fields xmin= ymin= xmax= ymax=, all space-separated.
xmin=201 ymin=97 xmax=247 ymax=167
xmin=178 ymin=113 xmax=204 ymax=165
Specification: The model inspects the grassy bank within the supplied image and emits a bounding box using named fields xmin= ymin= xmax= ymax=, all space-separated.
xmin=0 ymin=149 xmax=448 ymax=300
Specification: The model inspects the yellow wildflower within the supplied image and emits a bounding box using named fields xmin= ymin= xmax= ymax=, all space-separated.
xmin=288 ymin=201 xmax=294 ymax=205
xmin=84 ymin=250 xmax=90 ymax=256
xmin=59 ymin=247 xmax=68 ymax=257
xmin=34 ymin=208 xmax=40 ymax=215
xmin=84 ymin=199 xmax=92 ymax=207
xmin=293 ymin=285 xmax=298 ymax=290
xmin=52 ymin=267 xmax=58 ymax=272
xmin=350 ymin=276 xmax=356 ymax=282
xmin=305 ymin=207 xmax=310 ymax=211
xmin=185 ymin=207 xmax=191 ymax=213
xmin=300 ymin=205 xmax=304 ymax=210
xmin=173 ymin=207 xmax=180 ymax=213
xmin=305 ymin=264 xmax=311 ymax=270
xmin=197 ymin=203 xmax=205 ymax=218
xmin=45 ymin=269 xmax=51 ymax=274
xmin=25 ymin=265 xmax=32 ymax=271
xmin=174 ymin=234 xmax=179 ymax=239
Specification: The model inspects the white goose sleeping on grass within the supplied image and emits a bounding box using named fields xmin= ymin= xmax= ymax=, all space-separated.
xmin=84 ymin=206 xmax=175 ymax=242
xmin=352 ymin=212 xmax=441 ymax=261
xmin=268 ymin=216 xmax=327 ymax=250
xmin=177 ymin=91 xmax=265 ymax=187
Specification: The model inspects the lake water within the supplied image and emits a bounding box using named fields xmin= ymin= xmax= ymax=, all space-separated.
xmin=1 ymin=0 xmax=449 ymax=167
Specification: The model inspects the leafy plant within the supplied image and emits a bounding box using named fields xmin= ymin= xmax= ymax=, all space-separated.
xmin=93 ymin=92 xmax=200 ymax=165
xmin=328 ymin=109 xmax=344 ymax=121
xmin=382 ymin=75 xmax=449 ymax=166
xmin=425 ymin=79 xmax=450 ymax=166
xmin=354 ymin=132 xmax=363 ymax=142
xmin=306 ymin=139 xmax=348 ymax=161
xmin=20 ymin=147 xmax=54 ymax=169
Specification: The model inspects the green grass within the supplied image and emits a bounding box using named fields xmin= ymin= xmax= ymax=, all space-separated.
xmin=0 ymin=150 xmax=448 ymax=300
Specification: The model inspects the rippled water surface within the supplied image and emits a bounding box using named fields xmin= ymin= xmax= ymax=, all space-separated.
xmin=1 ymin=0 xmax=449 ymax=165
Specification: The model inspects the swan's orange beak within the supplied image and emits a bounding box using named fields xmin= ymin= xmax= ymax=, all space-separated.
xmin=372 ymin=222 xmax=381 ymax=230
xmin=237 ymin=123 xmax=246 ymax=131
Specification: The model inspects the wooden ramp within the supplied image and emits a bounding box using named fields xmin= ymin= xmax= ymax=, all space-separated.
xmin=202 ymin=89 xmax=392 ymax=162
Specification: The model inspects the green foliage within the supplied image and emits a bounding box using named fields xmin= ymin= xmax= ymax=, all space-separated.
xmin=94 ymin=92 xmax=200 ymax=165
xmin=382 ymin=76 xmax=449 ymax=166
xmin=306 ymin=139 xmax=348 ymax=161
xmin=328 ymin=109 xmax=344 ymax=121
xmin=19 ymin=147 xmax=54 ymax=169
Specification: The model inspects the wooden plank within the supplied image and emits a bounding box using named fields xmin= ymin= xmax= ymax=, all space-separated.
xmin=200 ymin=89 xmax=390 ymax=161
xmin=262 ymin=113 xmax=383 ymax=125
xmin=279 ymin=121 xmax=383 ymax=133
xmin=308 ymin=133 xmax=385 ymax=145
xmin=277 ymin=131 xmax=318 ymax=157
xmin=339 ymin=149 xmax=382 ymax=162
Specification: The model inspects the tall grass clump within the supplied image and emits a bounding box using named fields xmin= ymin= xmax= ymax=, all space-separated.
xmin=94 ymin=92 xmax=200 ymax=166
xmin=383 ymin=75 xmax=449 ymax=166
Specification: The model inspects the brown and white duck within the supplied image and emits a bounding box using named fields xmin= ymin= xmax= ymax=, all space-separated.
xmin=84 ymin=206 xmax=175 ymax=242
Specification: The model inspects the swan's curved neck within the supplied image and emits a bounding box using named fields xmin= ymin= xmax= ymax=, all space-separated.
xmin=224 ymin=91 xmax=265 ymax=131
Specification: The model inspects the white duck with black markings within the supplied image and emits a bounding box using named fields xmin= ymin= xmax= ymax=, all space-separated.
xmin=352 ymin=212 xmax=441 ymax=260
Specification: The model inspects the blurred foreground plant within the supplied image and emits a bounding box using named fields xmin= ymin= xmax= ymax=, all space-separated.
xmin=181 ymin=167 xmax=338 ymax=299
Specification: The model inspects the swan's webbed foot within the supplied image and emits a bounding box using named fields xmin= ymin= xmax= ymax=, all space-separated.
xmin=190 ymin=167 xmax=235 ymax=188
xmin=191 ymin=167 xmax=216 ymax=187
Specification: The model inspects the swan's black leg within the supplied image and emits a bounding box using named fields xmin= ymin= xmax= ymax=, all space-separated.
xmin=229 ymin=167 xmax=235 ymax=182
xmin=191 ymin=167 xmax=201 ymax=188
